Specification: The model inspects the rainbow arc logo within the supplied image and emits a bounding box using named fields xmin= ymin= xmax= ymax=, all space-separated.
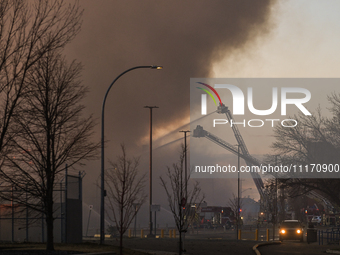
xmin=196 ymin=82 xmax=222 ymax=114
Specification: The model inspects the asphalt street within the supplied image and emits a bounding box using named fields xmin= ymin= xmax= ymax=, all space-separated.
xmin=258 ymin=241 xmax=340 ymax=255
xmin=105 ymin=227 xmax=340 ymax=255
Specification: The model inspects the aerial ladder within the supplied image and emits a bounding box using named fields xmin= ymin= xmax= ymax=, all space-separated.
xmin=193 ymin=124 xmax=266 ymax=199
xmin=193 ymin=103 xmax=334 ymax=212
xmin=219 ymin=103 xmax=266 ymax=197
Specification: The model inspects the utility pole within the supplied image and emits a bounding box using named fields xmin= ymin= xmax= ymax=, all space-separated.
xmin=179 ymin=130 xmax=189 ymax=254
xmin=133 ymin=203 xmax=140 ymax=237
xmin=144 ymin=106 xmax=158 ymax=237
xmin=179 ymin=130 xmax=190 ymax=199
xmin=273 ymin=155 xmax=279 ymax=241
xmin=237 ymin=144 xmax=240 ymax=240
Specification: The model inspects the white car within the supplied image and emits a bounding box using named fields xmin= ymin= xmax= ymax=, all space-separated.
xmin=279 ymin=220 xmax=304 ymax=242
xmin=311 ymin=216 xmax=321 ymax=224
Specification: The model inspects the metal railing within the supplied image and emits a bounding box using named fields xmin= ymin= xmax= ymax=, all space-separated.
xmin=319 ymin=227 xmax=340 ymax=245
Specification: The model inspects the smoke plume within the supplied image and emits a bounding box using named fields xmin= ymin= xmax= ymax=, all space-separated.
xmin=66 ymin=0 xmax=277 ymax=149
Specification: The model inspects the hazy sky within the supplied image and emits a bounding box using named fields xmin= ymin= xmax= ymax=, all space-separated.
xmin=63 ymin=1 xmax=340 ymax=231
xmin=210 ymin=0 xmax=340 ymax=201
xmin=213 ymin=0 xmax=340 ymax=78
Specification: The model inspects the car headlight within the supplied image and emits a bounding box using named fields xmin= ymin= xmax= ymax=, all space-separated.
xmin=280 ymin=229 xmax=286 ymax=234
xmin=297 ymin=229 xmax=301 ymax=234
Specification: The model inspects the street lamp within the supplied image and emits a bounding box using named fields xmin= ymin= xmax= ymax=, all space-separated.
xmin=100 ymin=65 xmax=162 ymax=244
xmin=144 ymin=106 xmax=158 ymax=237
xmin=132 ymin=203 xmax=141 ymax=237
xmin=273 ymin=155 xmax=279 ymax=241
xmin=236 ymin=144 xmax=240 ymax=240
xmin=179 ymin=130 xmax=189 ymax=254
xmin=179 ymin=130 xmax=190 ymax=199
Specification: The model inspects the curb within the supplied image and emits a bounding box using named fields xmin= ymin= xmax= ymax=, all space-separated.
xmin=134 ymin=249 xmax=185 ymax=255
xmin=326 ymin=249 xmax=340 ymax=254
xmin=74 ymin=253 xmax=116 ymax=255
xmin=252 ymin=241 xmax=281 ymax=255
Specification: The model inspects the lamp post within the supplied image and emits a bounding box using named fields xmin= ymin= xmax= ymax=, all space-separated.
xmin=179 ymin=130 xmax=190 ymax=199
xmin=144 ymin=106 xmax=158 ymax=237
xmin=179 ymin=130 xmax=189 ymax=254
xmin=236 ymin=144 xmax=240 ymax=240
xmin=273 ymin=155 xmax=279 ymax=241
xmin=132 ymin=203 xmax=140 ymax=237
xmin=100 ymin=65 xmax=162 ymax=244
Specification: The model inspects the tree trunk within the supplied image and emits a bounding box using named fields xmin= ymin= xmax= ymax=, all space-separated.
xmin=179 ymin=229 xmax=182 ymax=255
xmin=46 ymin=198 xmax=54 ymax=251
xmin=45 ymin=172 xmax=54 ymax=251
xmin=120 ymin=232 xmax=123 ymax=255
xmin=120 ymin=176 xmax=125 ymax=255
xmin=179 ymin=205 xmax=182 ymax=255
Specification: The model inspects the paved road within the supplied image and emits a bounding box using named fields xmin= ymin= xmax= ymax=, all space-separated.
xmin=102 ymin=225 xmax=340 ymax=255
xmin=109 ymin=237 xmax=340 ymax=255
xmin=104 ymin=227 xmax=276 ymax=254
xmin=109 ymin=238 xmax=258 ymax=255
xmin=258 ymin=240 xmax=340 ymax=255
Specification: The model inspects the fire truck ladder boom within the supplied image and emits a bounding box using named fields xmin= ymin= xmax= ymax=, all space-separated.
xmin=216 ymin=104 xmax=250 ymax=156
xmin=219 ymin=103 xmax=265 ymax=197
xmin=192 ymin=124 xmax=265 ymax=199
xmin=308 ymin=191 xmax=334 ymax=212
xmin=194 ymin=103 xmax=334 ymax=212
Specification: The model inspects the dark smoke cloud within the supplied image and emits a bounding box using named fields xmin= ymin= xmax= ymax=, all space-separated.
xmin=66 ymin=0 xmax=276 ymax=149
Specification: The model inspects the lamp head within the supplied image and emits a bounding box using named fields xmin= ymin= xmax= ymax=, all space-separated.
xmin=151 ymin=65 xmax=163 ymax=69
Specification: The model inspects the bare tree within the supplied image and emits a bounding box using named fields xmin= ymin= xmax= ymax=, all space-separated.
xmin=0 ymin=0 xmax=83 ymax=162
xmin=105 ymin=145 xmax=147 ymax=255
xmin=269 ymin=92 xmax=340 ymax=210
xmin=0 ymin=1 xmax=84 ymax=250
xmin=227 ymin=193 xmax=243 ymax=227
xmin=0 ymin=51 xmax=98 ymax=250
xmin=262 ymin=179 xmax=278 ymax=223
xmin=160 ymin=145 xmax=204 ymax=255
